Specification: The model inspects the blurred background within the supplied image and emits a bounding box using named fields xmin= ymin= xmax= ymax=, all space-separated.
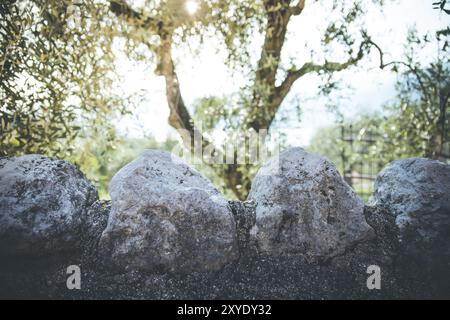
xmin=1 ymin=0 xmax=449 ymax=201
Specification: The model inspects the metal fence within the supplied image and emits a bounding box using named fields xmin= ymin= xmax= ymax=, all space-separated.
xmin=340 ymin=123 xmax=450 ymax=202
xmin=340 ymin=124 xmax=383 ymax=202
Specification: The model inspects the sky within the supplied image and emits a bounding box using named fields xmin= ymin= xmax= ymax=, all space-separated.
xmin=113 ymin=0 xmax=450 ymax=147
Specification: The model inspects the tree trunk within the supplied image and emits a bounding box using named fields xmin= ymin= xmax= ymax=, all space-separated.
xmin=110 ymin=0 xmax=372 ymax=200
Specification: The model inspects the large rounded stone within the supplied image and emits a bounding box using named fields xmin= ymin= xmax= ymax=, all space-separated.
xmin=0 ymin=155 xmax=98 ymax=257
xmin=371 ymin=158 xmax=450 ymax=261
xmin=248 ymin=147 xmax=373 ymax=261
xmin=99 ymin=150 xmax=238 ymax=273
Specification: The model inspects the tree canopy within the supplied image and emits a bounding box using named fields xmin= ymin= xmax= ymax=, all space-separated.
xmin=0 ymin=0 xmax=126 ymax=157
xmin=2 ymin=0 xmax=447 ymax=199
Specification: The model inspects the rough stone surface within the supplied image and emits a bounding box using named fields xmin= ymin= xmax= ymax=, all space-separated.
xmin=4 ymin=205 xmax=445 ymax=300
xmin=371 ymin=158 xmax=450 ymax=263
xmin=99 ymin=150 xmax=238 ymax=273
xmin=248 ymin=147 xmax=374 ymax=261
xmin=0 ymin=155 xmax=98 ymax=257
xmin=229 ymin=200 xmax=257 ymax=255
xmin=1 ymin=152 xmax=450 ymax=299
xmin=81 ymin=200 xmax=111 ymax=262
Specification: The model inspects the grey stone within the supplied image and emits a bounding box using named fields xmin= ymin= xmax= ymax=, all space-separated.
xmin=99 ymin=150 xmax=238 ymax=273
xmin=247 ymin=147 xmax=373 ymax=261
xmin=81 ymin=200 xmax=110 ymax=261
xmin=371 ymin=158 xmax=450 ymax=261
xmin=0 ymin=154 xmax=98 ymax=257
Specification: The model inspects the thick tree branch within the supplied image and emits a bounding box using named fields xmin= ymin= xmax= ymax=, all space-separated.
xmin=256 ymin=0 xmax=291 ymax=85
xmin=289 ymin=0 xmax=306 ymax=16
xmin=159 ymin=41 xmax=245 ymax=198
xmin=110 ymin=1 xmax=197 ymax=142
xmin=256 ymin=40 xmax=369 ymax=129
xmin=249 ymin=0 xmax=293 ymax=131
xmin=109 ymin=0 xmax=159 ymax=31
xmin=250 ymin=0 xmax=357 ymax=131
xmin=110 ymin=1 xmax=233 ymax=186
xmin=157 ymin=34 xmax=195 ymax=136
xmin=275 ymin=42 xmax=366 ymax=102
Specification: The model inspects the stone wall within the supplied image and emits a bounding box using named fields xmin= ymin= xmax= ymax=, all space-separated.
xmin=0 ymin=149 xmax=449 ymax=299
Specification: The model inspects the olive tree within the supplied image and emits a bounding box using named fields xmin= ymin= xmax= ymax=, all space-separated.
xmin=0 ymin=0 xmax=124 ymax=157
xmin=1 ymin=0 xmax=387 ymax=199
xmin=108 ymin=0 xmax=386 ymax=198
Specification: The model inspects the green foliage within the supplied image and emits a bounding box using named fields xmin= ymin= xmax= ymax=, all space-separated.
xmin=69 ymin=128 xmax=242 ymax=200
xmin=69 ymin=132 xmax=179 ymax=199
xmin=190 ymin=95 xmax=276 ymax=200
xmin=386 ymin=28 xmax=450 ymax=160
xmin=1 ymin=0 xmax=389 ymax=199
xmin=307 ymin=125 xmax=343 ymax=170
xmin=307 ymin=114 xmax=394 ymax=202
xmin=310 ymin=25 xmax=450 ymax=169
xmin=308 ymin=115 xmax=385 ymax=172
xmin=0 ymin=0 xmax=123 ymax=157
xmin=112 ymin=0 xmax=264 ymax=70
xmin=308 ymin=26 xmax=450 ymax=199
xmin=192 ymin=96 xmax=233 ymax=131
xmin=116 ymin=0 xmax=386 ymax=121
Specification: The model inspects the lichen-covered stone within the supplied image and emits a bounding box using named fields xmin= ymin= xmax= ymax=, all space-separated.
xmin=248 ymin=147 xmax=373 ymax=261
xmin=1 ymin=152 xmax=450 ymax=299
xmin=371 ymin=158 xmax=450 ymax=262
xmin=0 ymin=155 xmax=98 ymax=257
xmin=99 ymin=150 xmax=238 ymax=273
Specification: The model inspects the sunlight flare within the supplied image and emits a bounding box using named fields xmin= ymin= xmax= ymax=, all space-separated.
xmin=185 ymin=0 xmax=199 ymax=15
